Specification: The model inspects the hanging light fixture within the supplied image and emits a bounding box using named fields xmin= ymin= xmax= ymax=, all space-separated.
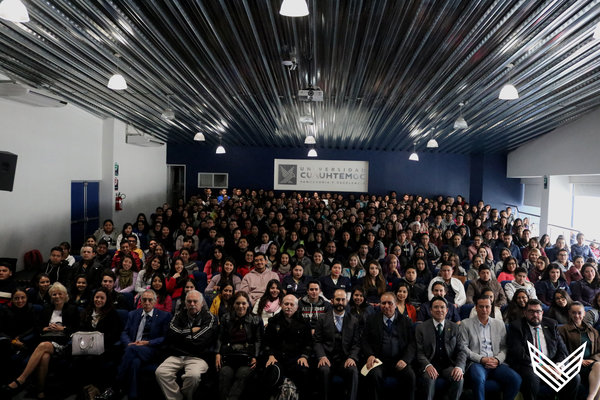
xmin=426 ymin=138 xmax=438 ymax=149
xmin=279 ymin=0 xmax=309 ymax=17
xmin=216 ymin=135 xmax=226 ymax=154
xmin=307 ymin=148 xmax=318 ymax=157
xmin=107 ymin=73 xmax=127 ymax=90
xmin=304 ymin=135 xmax=316 ymax=144
xmin=453 ymin=102 xmax=469 ymax=129
xmin=107 ymin=53 xmax=127 ymax=90
xmin=594 ymin=22 xmax=600 ymax=40
xmin=193 ymin=132 xmax=205 ymax=141
xmin=408 ymin=143 xmax=419 ymax=161
xmin=161 ymin=95 xmax=175 ymax=121
xmin=426 ymin=127 xmax=438 ymax=149
xmin=0 ymin=0 xmax=30 ymax=23
xmin=499 ymin=63 xmax=519 ymax=100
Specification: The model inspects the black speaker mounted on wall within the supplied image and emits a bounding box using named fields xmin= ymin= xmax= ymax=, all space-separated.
xmin=0 ymin=151 xmax=18 ymax=192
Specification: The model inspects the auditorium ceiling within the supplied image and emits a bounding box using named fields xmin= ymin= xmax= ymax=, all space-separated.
xmin=1 ymin=0 xmax=600 ymax=153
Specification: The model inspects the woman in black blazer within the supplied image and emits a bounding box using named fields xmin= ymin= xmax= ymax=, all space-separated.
xmin=72 ymin=287 xmax=123 ymax=395
xmin=3 ymin=282 xmax=80 ymax=399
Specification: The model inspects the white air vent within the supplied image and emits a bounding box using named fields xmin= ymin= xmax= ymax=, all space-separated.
xmin=197 ymin=172 xmax=228 ymax=188
xmin=0 ymin=82 xmax=67 ymax=107
xmin=125 ymin=125 xmax=164 ymax=147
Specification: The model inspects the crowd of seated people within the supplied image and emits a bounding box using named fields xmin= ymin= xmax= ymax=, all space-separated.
xmin=1 ymin=188 xmax=600 ymax=400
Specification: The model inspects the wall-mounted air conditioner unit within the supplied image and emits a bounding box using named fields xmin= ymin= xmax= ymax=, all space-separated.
xmin=125 ymin=125 xmax=164 ymax=147
xmin=0 ymin=82 xmax=67 ymax=107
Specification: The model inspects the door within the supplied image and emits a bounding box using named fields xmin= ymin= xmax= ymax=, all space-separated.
xmin=71 ymin=181 xmax=100 ymax=252
xmin=167 ymin=164 xmax=186 ymax=206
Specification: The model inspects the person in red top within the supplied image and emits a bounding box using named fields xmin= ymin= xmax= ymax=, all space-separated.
xmin=565 ymin=255 xmax=585 ymax=285
xmin=236 ymin=250 xmax=254 ymax=278
xmin=203 ymin=246 xmax=225 ymax=281
xmin=111 ymin=241 xmax=142 ymax=271
xmin=395 ymin=281 xmax=416 ymax=322
xmin=166 ymin=258 xmax=194 ymax=301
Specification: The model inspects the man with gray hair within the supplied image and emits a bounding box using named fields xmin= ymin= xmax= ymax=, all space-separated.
xmin=155 ymin=290 xmax=218 ymax=400
xmin=98 ymin=289 xmax=171 ymax=400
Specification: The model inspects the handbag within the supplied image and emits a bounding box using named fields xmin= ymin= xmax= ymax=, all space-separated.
xmin=71 ymin=331 xmax=104 ymax=355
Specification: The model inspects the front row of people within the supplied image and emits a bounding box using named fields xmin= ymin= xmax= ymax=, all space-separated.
xmin=2 ymin=282 xmax=599 ymax=400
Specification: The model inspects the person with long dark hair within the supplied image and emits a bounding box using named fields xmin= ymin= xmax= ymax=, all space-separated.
xmin=342 ymin=253 xmax=365 ymax=288
xmin=534 ymin=263 xmax=570 ymax=306
xmin=209 ymin=283 xmax=235 ymax=318
xmin=395 ymin=282 xmax=416 ymax=322
xmin=72 ymin=287 xmax=122 ymax=396
xmin=166 ymin=257 xmax=194 ymax=303
xmin=28 ymin=273 xmax=51 ymax=306
xmin=203 ymin=246 xmax=226 ymax=281
xmin=135 ymin=255 xmax=164 ymax=296
xmin=347 ymin=287 xmax=375 ymax=330
xmin=205 ymin=257 xmax=241 ymax=296
xmin=546 ymin=289 xmax=573 ymax=325
xmin=252 ymin=279 xmax=283 ymax=326
xmin=503 ymin=289 xmax=529 ymax=323
xmin=138 ymin=273 xmax=172 ymax=313
xmin=216 ymin=291 xmax=262 ymax=400
xmin=282 ymin=264 xmax=308 ymax=299
xmin=114 ymin=254 xmax=137 ymax=295
xmin=116 ymin=223 xmax=140 ymax=249
xmin=414 ymin=257 xmax=432 ymax=286
xmin=69 ymin=275 xmax=91 ymax=308
xmin=0 ymin=288 xmax=37 ymax=380
xmin=571 ymin=263 xmax=600 ymax=307
xmin=357 ymin=261 xmax=387 ymax=306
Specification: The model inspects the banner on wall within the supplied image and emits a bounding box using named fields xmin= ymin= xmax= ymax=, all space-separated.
xmin=273 ymin=159 xmax=369 ymax=192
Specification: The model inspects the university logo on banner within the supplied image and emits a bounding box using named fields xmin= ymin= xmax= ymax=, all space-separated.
xmin=527 ymin=341 xmax=585 ymax=392
xmin=278 ymin=165 xmax=297 ymax=185
xmin=273 ymin=159 xmax=368 ymax=192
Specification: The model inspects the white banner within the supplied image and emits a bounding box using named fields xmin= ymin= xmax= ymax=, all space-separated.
xmin=273 ymin=159 xmax=369 ymax=192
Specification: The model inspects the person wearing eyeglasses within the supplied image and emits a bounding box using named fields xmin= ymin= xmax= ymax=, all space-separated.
xmin=98 ymin=289 xmax=171 ymax=400
xmin=506 ymin=299 xmax=580 ymax=400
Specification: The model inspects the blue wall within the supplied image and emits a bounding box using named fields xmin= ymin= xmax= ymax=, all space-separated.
xmin=480 ymin=153 xmax=524 ymax=209
xmin=167 ymin=144 xmax=522 ymax=207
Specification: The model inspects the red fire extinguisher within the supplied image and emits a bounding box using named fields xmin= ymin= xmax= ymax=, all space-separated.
xmin=115 ymin=192 xmax=126 ymax=211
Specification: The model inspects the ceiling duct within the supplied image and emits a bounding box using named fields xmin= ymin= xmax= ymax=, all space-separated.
xmin=0 ymin=82 xmax=67 ymax=107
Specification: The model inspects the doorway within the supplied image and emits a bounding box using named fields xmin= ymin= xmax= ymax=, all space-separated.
xmin=71 ymin=181 xmax=100 ymax=252
xmin=167 ymin=164 xmax=186 ymax=206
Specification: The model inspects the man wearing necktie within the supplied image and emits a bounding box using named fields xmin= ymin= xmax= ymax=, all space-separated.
xmin=415 ymin=296 xmax=466 ymax=400
xmin=98 ymin=289 xmax=171 ymax=400
xmin=362 ymin=292 xmax=416 ymax=400
xmin=507 ymin=299 xmax=580 ymax=400
xmin=314 ymin=289 xmax=361 ymax=400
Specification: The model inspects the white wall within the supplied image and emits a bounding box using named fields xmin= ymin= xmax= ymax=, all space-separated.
xmin=0 ymin=99 xmax=103 ymax=263
xmin=507 ymin=107 xmax=600 ymax=178
xmin=104 ymin=118 xmax=167 ymax=228
xmin=0 ymin=102 xmax=167 ymax=268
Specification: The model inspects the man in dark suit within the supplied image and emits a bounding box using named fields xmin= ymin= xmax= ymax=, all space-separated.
xmin=102 ymin=289 xmax=171 ymax=400
xmin=415 ymin=296 xmax=466 ymax=400
xmin=362 ymin=292 xmax=416 ymax=400
xmin=507 ymin=299 xmax=580 ymax=400
xmin=314 ymin=288 xmax=361 ymax=400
